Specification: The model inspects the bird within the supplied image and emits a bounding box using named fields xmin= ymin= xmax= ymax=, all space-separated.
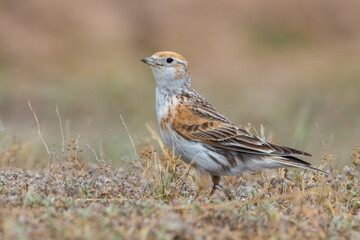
xmin=141 ymin=51 xmax=327 ymax=195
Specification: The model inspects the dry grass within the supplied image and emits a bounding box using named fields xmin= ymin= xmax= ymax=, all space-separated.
xmin=0 ymin=126 xmax=359 ymax=240
xmin=1 ymin=1 xmax=360 ymax=239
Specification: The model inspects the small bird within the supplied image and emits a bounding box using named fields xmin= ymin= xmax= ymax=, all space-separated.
xmin=141 ymin=51 xmax=326 ymax=195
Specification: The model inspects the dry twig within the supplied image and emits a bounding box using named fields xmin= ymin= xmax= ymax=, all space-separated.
xmin=56 ymin=103 xmax=65 ymax=154
xmin=28 ymin=101 xmax=51 ymax=158
xmin=120 ymin=114 xmax=144 ymax=170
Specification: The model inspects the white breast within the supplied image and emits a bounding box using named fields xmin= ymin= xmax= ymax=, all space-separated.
xmin=155 ymin=88 xmax=177 ymax=125
xmin=155 ymin=88 xmax=231 ymax=175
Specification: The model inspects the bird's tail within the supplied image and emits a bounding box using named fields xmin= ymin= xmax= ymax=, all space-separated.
xmin=271 ymin=156 xmax=328 ymax=174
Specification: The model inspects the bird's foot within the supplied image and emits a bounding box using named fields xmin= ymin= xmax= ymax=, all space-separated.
xmin=209 ymin=184 xmax=222 ymax=197
xmin=209 ymin=184 xmax=232 ymax=201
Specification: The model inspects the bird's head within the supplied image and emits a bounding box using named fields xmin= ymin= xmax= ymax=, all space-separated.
xmin=141 ymin=51 xmax=190 ymax=88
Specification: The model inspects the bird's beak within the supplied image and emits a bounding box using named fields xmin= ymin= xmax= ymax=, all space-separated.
xmin=141 ymin=56 xmax=157 ymax=66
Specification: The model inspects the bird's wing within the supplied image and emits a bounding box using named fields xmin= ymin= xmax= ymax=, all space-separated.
xmin=171 ymin=99 xmax=311 ymax=157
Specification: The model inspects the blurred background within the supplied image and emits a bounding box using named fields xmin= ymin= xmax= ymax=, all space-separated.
xmin=0 ymin=0 xmax=359 ymax=169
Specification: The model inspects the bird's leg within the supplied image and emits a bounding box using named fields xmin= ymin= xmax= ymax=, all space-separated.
xmin=209 ymin=175 xmax=221 ymax=196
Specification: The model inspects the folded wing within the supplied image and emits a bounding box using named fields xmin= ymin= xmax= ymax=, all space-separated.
xmin=172 ymin=100 xmax=311 ymax=158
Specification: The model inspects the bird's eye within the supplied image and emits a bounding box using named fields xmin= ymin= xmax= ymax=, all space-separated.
xmin=166 ymin=58 xmax=174 ymax=63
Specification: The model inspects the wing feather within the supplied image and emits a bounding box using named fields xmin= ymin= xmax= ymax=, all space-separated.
xmin=172 ymin=98 xmax=311 ymax=158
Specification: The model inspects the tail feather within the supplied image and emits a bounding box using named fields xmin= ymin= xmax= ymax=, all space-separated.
xmin=273 ymin=156 xmax=328 ymax=174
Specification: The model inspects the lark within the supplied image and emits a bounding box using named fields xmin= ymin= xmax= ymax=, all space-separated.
xmin=141 ymin=51 xmax=326 ymax=195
